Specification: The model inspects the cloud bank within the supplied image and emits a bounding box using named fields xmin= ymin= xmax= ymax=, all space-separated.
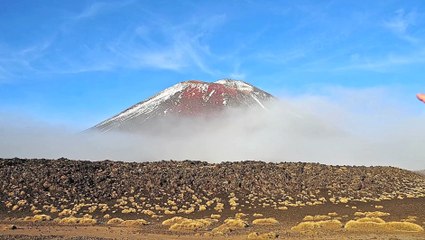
xmin=1 ymin=87 xmax=424 ymax=170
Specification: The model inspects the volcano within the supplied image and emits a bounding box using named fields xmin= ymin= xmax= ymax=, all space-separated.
xmin=92 ymin=79 xmax=275 ymax=132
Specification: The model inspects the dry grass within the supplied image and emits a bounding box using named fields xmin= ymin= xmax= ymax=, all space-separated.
xmin=164 ymin=209 xmax=176 ymax=215
xmin=58 ymin=209 xmax=73 ymax=217
xmin=302 ymin=215 xmax=331 ymax=221
xmin=142 ymin=209 xmax=155 ymax=216
xmin=235 ymin=213 xmax=247 ymax=219
xmin=345 ymin=218 xmax=424 ymax=232
xmin=120 ymin=219 xmax=149 ymax=226
xmin=121 ymin=208 xmax=136 ymax=214
xmin=79 ymin=217 xmax=97 ymax=225
xmin=214 ymin=202 xmax=224 ymax=212
xmin=209 ymin=218 xmax=249 ymax=235
xmin=247 ymin=231 xmax=279 ymax=240
xmin=32 ymin=209 xmax=42 ymax=214
xmin=252 ymin=218 xmax=279 ymax=225
xmin=162 ymin=217 xmax=188 ymax=226
xmin=24 ymin=214 xmax=52 ymax=222
xmin=168 ymin=218 xmax=216 ymax=232
xmin=356 ymin=217 xmax=386 ymax=223
xmin=58 ymin=217 xmax=97 ymax=225
xmin=106 ymin=218 xmax=124 ymax=225
xmin=328 ymin=212 xmax=338 ymax=217
xmin=291 ymin=220 xmax=343 ymax=232
xmin=401 ymin=216 xmax=417 ymax=222
xmin=354 ymin=211 xmax=390 ymax=218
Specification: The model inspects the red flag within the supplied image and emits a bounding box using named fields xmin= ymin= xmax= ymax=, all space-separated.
xmin=417 ymin=93 xmax=425 ymax=103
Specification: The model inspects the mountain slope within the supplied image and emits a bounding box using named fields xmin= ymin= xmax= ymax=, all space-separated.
xmin=92 ymin=79 xmax=274 ymax=132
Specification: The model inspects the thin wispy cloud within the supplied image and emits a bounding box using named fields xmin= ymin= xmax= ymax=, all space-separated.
xmin=71 ymin=0 xmax=136 ymax=20
xmin=105 ymin=14 xmax=226 ymax=75
xmin=384 ymin=9 xmax=419 ymax=43
xmin=334 ymin=50 xmax=425 ymax=72
xmin=0 ymin=9 xmax=227 ymax=80
xmin=256 ymin=49 xmax=307 ymax=65
xmin=228 ymin=63 xmax=246 ymax=80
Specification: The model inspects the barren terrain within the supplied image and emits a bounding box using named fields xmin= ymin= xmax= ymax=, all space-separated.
xmin=1 ymin=158 xmax=425 ymax=239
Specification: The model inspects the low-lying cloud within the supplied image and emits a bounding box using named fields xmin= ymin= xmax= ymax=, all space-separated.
xmin=1 ymin=87 xmax=424 ymax=170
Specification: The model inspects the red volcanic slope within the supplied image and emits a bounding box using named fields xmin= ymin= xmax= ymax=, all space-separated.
xmin=93 ymin=79 xmax=274 ymax=132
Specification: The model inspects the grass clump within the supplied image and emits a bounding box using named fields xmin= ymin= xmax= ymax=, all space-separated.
xmin=106 ymin=218 xmax=124 ymax=225
xmin=58 ymin=217 xmax=97 ymax=225
xmin=354 ymin=211 xmax=390 ymax=218
xmin=302 ymin=215 xmax=331 ymax=221
xmin=210 ymin=218 xmax=249 ymax=235
xmin=235 ymin=213 xmax=247 ymax=219
xmin=121 ymin=219 xmax=149 ymax=226
xmin=58 ymin=209 xmax=73 ymax=217
xmin=247 ymin=231 xmax=279 ymax=240
xmin=168 ymin=218 xmax=216 ymax=232
xmin=252 ymin=218 xmax=279 ymax=225
xmin=162 ymin=216 xmax=188 ymax=226
xmin=25 ymin=214 xmax=51 ymax=222
xmin=291 ymin=220 xmax=342 ymax=232
xmin=345 ymin=218 xmax=424 ymax=232
xmin=356 ymin=217 xmax=385 ymax=223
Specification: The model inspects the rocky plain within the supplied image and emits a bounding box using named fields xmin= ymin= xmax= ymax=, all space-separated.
xmin=1 ymin=158 xmax=425 ymax=239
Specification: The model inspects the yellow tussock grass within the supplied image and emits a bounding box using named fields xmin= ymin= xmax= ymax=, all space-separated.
xmin=58 ymin=209 xmax=73 ymax=217
xmin=121 ymin=219 xmax=149 ymax=226
xmin=356 ymin=217 xmax=385 ymax=223
xmin=247 ymin=231 xmax=279 ymax=240
xmin=168 ymin=218 xmax=215 ymax=232
xmin=27 ymin=214 xmax=51 ymax=222
xmin=162 ymin=217 xmax=188 ymax=226
xmin=252 ymin=218 xmax=279 ymax=225
xmin=291 ymin=220 xmax=342 ymax=232
xmin=58 ymin=217 xmax=97 ymax=225
xmin=345 ymin=218 xmax=424 ymax=232
xmin=302 ymin=215 xmax=331 ymax=221
xmin=210 ymin=218 xmax=248 ymax=235
xmin=106 ymin=218 xmax=124 ymax=225
xmin=235 ymin=213 xmax=247 ymax=219
xmin=354 ymin=211 xmax=390 ymax=218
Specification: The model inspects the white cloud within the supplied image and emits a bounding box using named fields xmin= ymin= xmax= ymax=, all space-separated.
xmin=1 ymin=87 xmax=424 ymax=170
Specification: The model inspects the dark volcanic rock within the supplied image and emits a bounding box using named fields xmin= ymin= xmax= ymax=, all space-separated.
xmin=1 ymin=158 xmax=424 ymax=208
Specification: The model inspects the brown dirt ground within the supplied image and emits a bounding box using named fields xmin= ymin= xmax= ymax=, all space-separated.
xmin=1 ymin=198 xmax=425 ymax=240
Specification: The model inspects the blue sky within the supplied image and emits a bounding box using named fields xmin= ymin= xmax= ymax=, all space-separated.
xmin=1 ymin=0 xmax=425 ymax=129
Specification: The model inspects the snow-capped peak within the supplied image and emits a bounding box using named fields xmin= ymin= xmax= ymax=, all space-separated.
xmin=214 ymin=79 xmax=254 ymax=92
xmin=92 ymin=79 xmax=274 ymax=132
